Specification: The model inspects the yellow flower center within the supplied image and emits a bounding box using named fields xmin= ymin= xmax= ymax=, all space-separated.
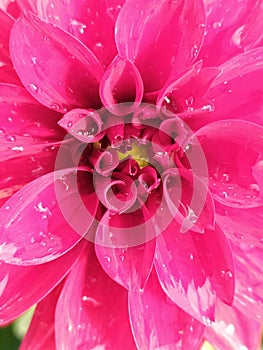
xmin=117 ymin=141 xmax=149 ymax=168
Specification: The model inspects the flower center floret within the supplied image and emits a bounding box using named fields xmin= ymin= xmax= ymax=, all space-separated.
xmin=117 ymin=141 xmax=149 ymax=169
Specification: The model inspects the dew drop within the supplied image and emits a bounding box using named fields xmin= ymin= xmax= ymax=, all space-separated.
xmin=12 ymin=146 xmax=24 ymax=152
xmin=226 ymin=323 xmax=235 ymax=335
xmin=212 ymin=21 xmax=222 ymax=29
xmin=119 ymin=254 xmax=125 ymax=262
xmin=221 ymin=270 xmax=233 ymax=279
xmin=202 ymin=316 xmax=213 ymax=326
xmin=40 ymin=241 xmax=47 ymax=247
xmin=94 ymin=42 xmax=104 ymax=51
xmin=201 ymin=104 xmax=213 ymax=112
xmin=191 ymin=45 xmax=199 ymax=60
xmin=5 ymin=135 xmax=16 ymax=142
xmin=31 ymin=57 xmax=37 ymax=64
xmin=234 ymin=232 xmax=244 ymax=240
xmin=107 ymin=5 xmax=122 ymax=19
xmin=67 ymin=121 xmax=73 ymax=128
xmin=104 ymin=255 xmax=111 ymax=262
xmin=50 ymin=103 xmax=60 ymax=111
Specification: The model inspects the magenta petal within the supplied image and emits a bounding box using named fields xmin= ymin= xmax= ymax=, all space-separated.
xmin=0 ymin=10 xmax=21 ymax=85
xmin=231 ymin=242 xmax=263 ymax=321
xmin=0 ymin=9 xmax=14 ymax=64
xmin=0 ymin=241 xmax=83 ymax=324
xmin=19 ymin=284 xmax=61 ymax=350
xmin=236 ymin=2 xmax=263 ymax=51
xmin=155 ymin=221 xmax=234 ymax=323
xmin=0 ymin=84 xmax=62 ymax=138
xmin=115 ymin=0 xmax=205 ymax=92
xmin=99 ymin=55 xmax=144 ymax=115
xmin=0 ymin=84 xmax=64 ymax=205
xmin=157 ymin=64 xmax=220 ymax=119
xmin=94 ymin=149 xmax=119 ymax=177
xmin=204 ymin=300 xmax=262 ymax=350
xmin=58 ymin=108 xmax=104 ymax=143
xmin=94 ymin=171 xmax=137 ymax=213
xmin=95 ymin=209 xmax=155 ymax=290
xmin=162 ymin=168 xmax=215 ymax=234
xmin=10 ymin=12 xmax=104 ymax=112
xmin=55 ymin=244 xmax=136 ymax=349
xmin=195 ymin=120 xmax=263 ymax=208
xmin=129 ymin=269 xmax=204 ymax=349
xmin=216 ymin=203 xmax=263 ymax=248
xmin=0 ymin=1 xmax=18 ymax=15
xmin=202 ymin=48 xmax=263 ymax=127
xmin=16 ymin=0 xmax=38 ymax=13
xmin=200 ymin=0 xmax=263 ymax=66
xmin=0 ymin=169 xmax=97 ymax=265
xmin=37 ymin=0 xmax=125 ymax=67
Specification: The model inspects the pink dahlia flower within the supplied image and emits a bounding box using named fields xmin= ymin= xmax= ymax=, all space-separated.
xmin=0 ymin=0 xmax=263 ymax=349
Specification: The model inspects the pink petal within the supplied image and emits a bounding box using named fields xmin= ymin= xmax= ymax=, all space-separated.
xmin=192 ymin=48 xmax=263 ymax=129
xmin=0 ymin=241 xmax=84 ymax=325
xmin=55 ymin=244 xmax=136 ymax=349
xmin=0 ymin=9 xmax=14 ymax=64
xmin=115 ymin=0 xmax=205 ymax=92
xmin=10 ymin=12 xmax=104 ymax=112
xmin=37 ymin=0 xmax=125 ymax=68
xmin=94 ymin=171 xmax=137 ymax=213
xmin=58 ymin=108 xmax=104 ymax=143
xmin=0 ymin=84 xmax=64 ymax=150
xmin=200 ymin=0 xmax=263 ymax=66
xmin=0 ymin=84 xmax=64 ymax=205
xmin=157 ymin=63 xmax=220 ymax=119
xmin=16 ymin=0 xmax=37 ymax=13
xmin=209 ymin=48 xmax=263 ymax=123
xmin=236 ymin=2 xmax=263 ymax=51
xmin=0 ymin=65 xmax=22 ymax=85
xmin=231 ymin=242 xmax=263 ymax=321
xmin=0 ymin=1 xmax=21 ymax=18
xmin=19 ymin=284 xmax=61 ymax=350
xmin=0 ymin=169 xmax=97 ymax=265
xmin=99 ymin=55 xmax=144 ymax=116
xmin=195 ymin=120 xmax=263 ymax=208
xmin=95 ymin=209 xmax=155 ymax=290
xmin=216 ymin=203 xmax=263 ymax=248
xmin=162 ymin=168 xmax=215 ymax=234
xmin=93 ymin=149 xmax=119 ymax=177
xmin=155 ymin=221 xmax=234 ymax=324
xmin=129 ymin=269 xmax=204 ymax=349
xmin=204 ymin=300 xmax=262 ymax=350
xmin=0 ymin=10 xmax=21 ymax=85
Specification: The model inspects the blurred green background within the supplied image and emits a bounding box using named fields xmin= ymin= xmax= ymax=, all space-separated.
xmin=0 ymin=309 xmax=34 ymax=349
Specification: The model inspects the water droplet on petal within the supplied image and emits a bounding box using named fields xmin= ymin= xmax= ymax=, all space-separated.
xmin=191 ymin=45 xmax=199 ymax=60
xmin=119 ymin=254 xmax=125 ymax=262
xmin=50 ymin=103 xmax=60 ymax=111
xmin=226 ymin=323 xmax=235 ymax=335
xmin=213 ymin=21 xmax=222 ymax=29
xmin=5 ymin=135 xmax=16 ymax=142
xmin=11 ymin=146 xmax=24 ymax=152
